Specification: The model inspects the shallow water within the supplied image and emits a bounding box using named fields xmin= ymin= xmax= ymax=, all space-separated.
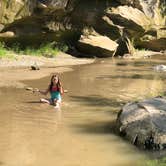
xmin=1 ymin=55 xmax=166 ymax=166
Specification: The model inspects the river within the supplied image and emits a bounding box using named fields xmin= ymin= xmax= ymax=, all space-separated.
xmin=0 ymin=55 xmax=166 ymax=166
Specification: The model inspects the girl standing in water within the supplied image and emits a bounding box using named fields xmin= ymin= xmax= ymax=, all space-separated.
xmin=37 ymin=74 xmax=64 ymax=108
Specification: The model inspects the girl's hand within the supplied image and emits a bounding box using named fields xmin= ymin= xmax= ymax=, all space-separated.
xmin=33 ymin=88 xmax=39 ymax=93
xmin=64 ymin=89 xmax=68 ymax=93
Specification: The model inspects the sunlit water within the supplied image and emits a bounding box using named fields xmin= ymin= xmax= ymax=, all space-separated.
xmin=0 ymin=55 xmax=166 ymax=166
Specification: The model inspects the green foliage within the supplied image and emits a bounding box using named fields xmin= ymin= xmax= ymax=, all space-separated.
xmin=23 ymin=43 xmax=61 ymax=57
xmin=0 ymin=41 xmax=69 ymax=58
xmin=57 ymin=43 xmax=68 ymax=52
xmin=11 ymin=43 xmax=21 ymax=54
xmin=146 ymin=157 xmax=166 ymax=166
xmin=22 ymin=42 xmax=68 ymax=57
xmin=137 ymin=48 xmax=149 ymax=51
xmin=24 ymin=46 xmax=51 ymax=57
xmin=0 ymin=42 xmax=7 ymax=57
xmin=38 ymin=43 xmax=59 ymax=57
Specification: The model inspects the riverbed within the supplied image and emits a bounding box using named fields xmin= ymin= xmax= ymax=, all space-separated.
xmin=0 ymin=55 xmax=166 ymax=166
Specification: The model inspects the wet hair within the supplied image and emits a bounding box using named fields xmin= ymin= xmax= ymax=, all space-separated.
xmin=49 ymin=74 xmax=61 ymax=91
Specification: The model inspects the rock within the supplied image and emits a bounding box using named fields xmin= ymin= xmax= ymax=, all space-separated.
xmin=0 ymin=31 xmax=15 ymax=38
xmin=123 ymin=53 xmax=132 ymax=59
xmin=135 ymin=27 xmax=166 ymax=51
xmin=31 ymin=62 xmax=40 ymax=70
xmin=116 ymin=0 xmax=160 ymax=18
xmin=0 ymin=0 xmax=33 ymax=24
xmin=37 ymin=1 xmax=48 ymax=9
xmin=36 ymin=0 xmax=70 ymax=10
xmin=0 ymin=24 xmax=4 ymax=32
xmin=153 ymin=65 xmax=166 ymax=72
xmin=106 ymin=6 xmax=151 ymax=36
xmin=77 ymin=29 xmax=118 ymax=58
xmin=25 ymin=87 xmax=33 ymax=91
xmin=116 ymin=97 xmax=166 ymax=150
xmin=137 ymin=37 xmax=166 ymax=51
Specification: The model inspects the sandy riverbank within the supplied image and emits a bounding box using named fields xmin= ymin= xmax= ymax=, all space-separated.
xmin=0 ymin=52 xmax=95 ymax=88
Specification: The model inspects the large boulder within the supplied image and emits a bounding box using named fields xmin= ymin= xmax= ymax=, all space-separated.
xmin=110 ymin=0 xmax=166 ymax=52
xmin=77 ymin=29 xmax=118 ymax=58
xmin=106 ymin=6 xmax=151 ymax=37
xmin=116 ymin=97 xmax=166 ymax=150
xmin=0 ymin=31 xmax=15 ymax=38
xmin=116 ymin=0 xmax=163 ymax=19
xmin=137 ymin=27 xmax=166 ymax=51
xmin=138 ymin=37 xmax=166 ymax=51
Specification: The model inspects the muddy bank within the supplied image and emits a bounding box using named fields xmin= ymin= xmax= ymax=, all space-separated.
xmin=0 ymin=52 xmax=94 ymax=88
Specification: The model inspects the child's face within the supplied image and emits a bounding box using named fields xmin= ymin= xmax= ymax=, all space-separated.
xmin=52 ymin=76 xmax=58 ymax=84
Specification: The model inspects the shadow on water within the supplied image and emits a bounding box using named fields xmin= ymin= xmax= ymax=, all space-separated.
xmin=69 ymin=95 xmax=122 ymax=108
xmin=69 ymin=95 xmax=120 ymax=135
xmin=116 ymin=68 xmax=151 ymax=72
xmin=71 ymin=120 xmax=117 ymax=135
xmin=117 ymin=60 xmax=166 ymax=67
xmin=26 ymin=101 xmax=41 ymax=104
xmin=96 ymin=73 xmax=164 ymax=80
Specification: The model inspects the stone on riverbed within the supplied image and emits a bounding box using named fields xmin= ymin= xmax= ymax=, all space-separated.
xmin=153 ymin=65 xmax=166 ymax=72
xmin=31 ymin=62 xmax=40 ymax=70
xmin=116 ymin=97 xmax=166 ymax=150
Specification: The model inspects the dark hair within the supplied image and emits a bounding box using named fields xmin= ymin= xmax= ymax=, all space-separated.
xmin=49 ymin=74 xmax=61 ymax=92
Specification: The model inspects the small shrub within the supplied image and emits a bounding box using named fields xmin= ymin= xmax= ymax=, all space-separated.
xmin=0 ymin=41 xmax=67 ymax=58
xmin=146 ymin=157 xmax=166 ymax=166
xmin=38 ymin=43 xmax=59 ymax=57
xmin=0 ymin=42 xmax=7 ymax=57
xmin=11 ymin=43 xmax=21 ymax=54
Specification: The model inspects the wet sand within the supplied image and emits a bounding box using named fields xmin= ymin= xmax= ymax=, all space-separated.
xmin=0 ymin=52 xmax=94 ymax=88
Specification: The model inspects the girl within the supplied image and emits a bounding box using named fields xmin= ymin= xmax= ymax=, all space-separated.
xmin=37 ymin=74 xmax=64 ymax=108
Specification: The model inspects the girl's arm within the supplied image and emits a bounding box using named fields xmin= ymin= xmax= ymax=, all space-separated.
xmin=38 ymin=85 xmax=50 ymax=95
xmin=58 ymin=81 xmax=64 ymax=95
xmin=59 ymin=86 xmax=64 ymax=95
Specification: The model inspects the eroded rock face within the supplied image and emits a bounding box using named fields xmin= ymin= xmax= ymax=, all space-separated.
xmin=116 ymin=0 xmax=160 ymax=18
xmin=116 ymin=97 xmax=166 ymax=150
xmin=106 ymin=6 xmax=151 ymax=36
xmin=0 ymin=0 xmax=74 ymax=26
xmin=0 ymin=0 xmax=35 ymax=25
xmin=0 ymin=0 xmax=165 ymax=57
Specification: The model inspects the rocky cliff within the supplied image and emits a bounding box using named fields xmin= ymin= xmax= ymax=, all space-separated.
xmin=0 ymin=0 xmax=165 ymax=57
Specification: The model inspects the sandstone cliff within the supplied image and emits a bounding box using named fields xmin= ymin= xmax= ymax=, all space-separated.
xmin=0 ymin=0 xmax=165 ymax=57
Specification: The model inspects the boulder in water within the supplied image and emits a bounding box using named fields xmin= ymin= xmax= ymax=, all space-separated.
xmin=116 ymin=97 xmax=166 ymax=150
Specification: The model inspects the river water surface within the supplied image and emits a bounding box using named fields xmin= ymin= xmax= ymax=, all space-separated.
xmin=0 ymin=55 xmax=166 ymax=166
